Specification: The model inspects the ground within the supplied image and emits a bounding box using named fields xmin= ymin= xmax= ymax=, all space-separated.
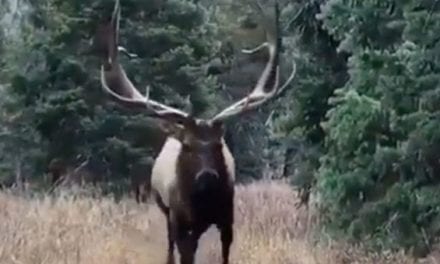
xmin=0 ymin=180 xmax=437 ymax=264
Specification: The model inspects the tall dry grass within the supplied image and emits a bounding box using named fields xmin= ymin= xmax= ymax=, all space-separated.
xmin=0 ymin=181 xmax=436 ymax=264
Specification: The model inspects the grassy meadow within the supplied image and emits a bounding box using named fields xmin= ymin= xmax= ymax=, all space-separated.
xmin=0 ymin=180 xmax=436 ymax=264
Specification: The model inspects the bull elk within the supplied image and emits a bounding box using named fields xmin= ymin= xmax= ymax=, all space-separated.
xmin=130 ymin=161 xmax=151 ymax=203
xmin=47 ymin=158 xmax=69 ymax=188
xmin=93 ymin=0 xmax=296 ymax=263
xmin=47 ymin=156 xmax=107 ymax=190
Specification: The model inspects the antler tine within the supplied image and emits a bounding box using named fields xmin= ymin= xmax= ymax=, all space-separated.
xmin=241 ymin=42 xmax=270 ymax=54
xmin=99 ymin=67 xmax=189 ymax=117
xmin=118 ymin=46 xmax=138 ymax=59
xmin=98 ymin=0 xmax=189 ymax=121
xmin=211 ymin=1 xmax=296 ymax=122
xmin=107 ymin=0 xmax=120 ymax=64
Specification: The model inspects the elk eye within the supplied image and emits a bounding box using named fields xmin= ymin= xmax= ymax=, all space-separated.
xmin=182 ymin=143 xmax=192 ymax=153
xmin=212 ymin=142 xmax=223 ymax=151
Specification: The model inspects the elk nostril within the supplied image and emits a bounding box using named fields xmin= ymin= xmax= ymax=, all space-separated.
xmin=197 ymin=170 xmax=219 ymax=180
xmin=195 ymin=170 xmax=219 ymax=191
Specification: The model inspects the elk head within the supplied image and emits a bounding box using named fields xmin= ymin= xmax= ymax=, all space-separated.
xmin=94 ymin=0 xmax=296 ymax=186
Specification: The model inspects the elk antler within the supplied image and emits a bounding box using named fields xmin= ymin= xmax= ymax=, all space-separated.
xmin=210 ymin=1 xmax=296 ymax=122
xmin=96 ymin=0 xmax=190 ymax=122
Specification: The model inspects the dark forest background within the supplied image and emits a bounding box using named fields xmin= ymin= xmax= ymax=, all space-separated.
xmin=1 ymin=0 xmax=440 ymax=257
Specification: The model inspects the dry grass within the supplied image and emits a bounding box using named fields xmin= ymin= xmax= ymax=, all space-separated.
xmin=0 ymin=180 xmax=437 ymax=264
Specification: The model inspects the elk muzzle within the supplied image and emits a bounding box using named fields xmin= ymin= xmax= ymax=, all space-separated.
xmin=194 ymin=169 xmax=220 ymax=192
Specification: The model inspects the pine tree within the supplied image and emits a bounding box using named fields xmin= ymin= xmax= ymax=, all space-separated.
xmin=2 ymin=0 xmax=223 ymax=186
xmin=312 ymin=0 xmax=440 ymax=255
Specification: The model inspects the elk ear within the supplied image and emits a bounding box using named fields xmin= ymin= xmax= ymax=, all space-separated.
xmin=157 ymin=119 xmax=183 ymax=135
xmin=181 ymin=117 xmax=197 ymax=130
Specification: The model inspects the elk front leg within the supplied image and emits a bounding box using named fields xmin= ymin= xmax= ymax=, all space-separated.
xmin=166 ymin=215 xmax=176 ymax=264
xmin=174 ymin=218 xmax=210 ymax=264
xmin=217 ymin=201 xmax=234 ymax=264
xmin=175 ymin=225 xmax=197 ymax=264
xmin=219 ymin=222 xmax=233 ymax=264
